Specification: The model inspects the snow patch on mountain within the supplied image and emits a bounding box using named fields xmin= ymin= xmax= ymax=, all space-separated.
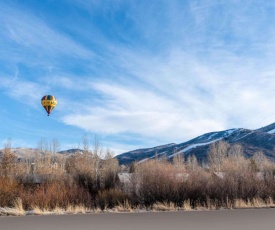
xmin=268 ymin=129 xmax=275 ymax=134
xmin=206 ymin=133 xmax=218 ymax=140
xmin=138 ymin=151 xmax=168 ymax=163
xmin=225 ymin=129 xmax=237 ymax=136
xmin=169 ymin=138 xmax=222 ymax=158
xmin=233 ymin=132 xmax=254 ymax=141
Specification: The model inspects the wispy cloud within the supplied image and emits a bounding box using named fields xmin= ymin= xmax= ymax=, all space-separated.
xmin=2 ymin=0 xmax=275 ymax=153
xmin=0 ymin=76 xmax=47 ymax=106
xmin=61 ymin=52 xmax=228 ymax=142
xmin=54 ymin=1 xmax=275 ymax=149
xmin=62 ymin=44 xmax=275 ymax=145
xmin=0 ymin=1 xmax=92 ymax=66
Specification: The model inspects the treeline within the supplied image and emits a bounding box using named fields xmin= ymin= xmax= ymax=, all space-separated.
xmin=0 ymin=139 xmax=275 ymax=213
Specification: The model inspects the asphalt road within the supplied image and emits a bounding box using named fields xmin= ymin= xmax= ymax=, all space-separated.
xmin=1 ymin=209 xmax=275 ymax=230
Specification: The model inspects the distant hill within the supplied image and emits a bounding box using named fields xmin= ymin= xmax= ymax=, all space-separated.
xmin=0 ymin=148 xmax=83 ymax=159
xmin=116 ymin=123 xmax=275 ymax=165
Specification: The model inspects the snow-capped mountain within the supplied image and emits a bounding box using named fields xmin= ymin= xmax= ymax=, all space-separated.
xmin=2 ymin=123 xmax=275 ymax=166
xmin=116 ymin=123 xmax=275 ymax=165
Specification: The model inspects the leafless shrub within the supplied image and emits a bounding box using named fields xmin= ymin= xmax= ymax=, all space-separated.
xmin=18 ymin=176 xmax=91 ymax=210
xmin=133 ymin=160 xmax=187 ymax=207
xmin=96 ymin=188 xmax=129 ymax=210
xmin=100 ymin=150 xmax=119 ymax=189
xmin=0 ymin=177 xmax=21 ymax=207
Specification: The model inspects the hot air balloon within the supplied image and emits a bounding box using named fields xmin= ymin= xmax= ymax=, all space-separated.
xmin=41 ymin=95 xmax=57 ymax=116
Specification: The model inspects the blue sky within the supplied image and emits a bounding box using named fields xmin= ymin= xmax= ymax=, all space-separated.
xmin=1 ymin=0 xmax=275 ymax=154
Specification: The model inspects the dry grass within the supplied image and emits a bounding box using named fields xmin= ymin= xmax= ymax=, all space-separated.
xmin=28 ymin=205 xmax=93 ymax=215
xmin=65 ymin=205 xmax=91 ymax=214
xmin=205 ymin=197 xmax=218 ymax=210
xmin=13 ymin=198 xmax=25 ymax=215
xmin=112 ymin=200 xmax=133 ymax=212
xmin=234 ymin=197 xmax=275 ymax=209
xmin=0 ymin=207 xmax=24 ymax=216
xmin=31 ymin=206 xmax=54 ymax=215
xmin=0 ymin=198 xmax=25 ymax=216
xmin=265 ymin=197 xmax=275 ymax=206
xmin=152 ymin=202 xmax=177 ymax=212
xmin=2 ymin=197 xmax=275 ymax=216
xmin=183 ymin=199 xmax=192 ymax=210
xmin=234 ymin=199 xmax=251 ymax=208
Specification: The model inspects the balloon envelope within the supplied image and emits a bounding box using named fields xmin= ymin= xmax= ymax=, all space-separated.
xmin=41 ymin=95 xmax=57 ymax=116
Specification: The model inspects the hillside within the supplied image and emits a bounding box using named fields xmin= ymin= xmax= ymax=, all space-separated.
xmin=0 ymin=148 xmax=83 ymax=159
xmin=2 ymin=123 xmax=275 ymax=166
xmin=116 ymin=123 xmax=275 ymax=165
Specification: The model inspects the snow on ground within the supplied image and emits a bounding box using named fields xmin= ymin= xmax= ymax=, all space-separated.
xmin=233 ymin=132 xmax=253 ymax=141
xmin=204 ymin=129 xmax=237 ymax=141
xmin=138 ymin=151 xmax=168 ymax=163
xmin=268 ymin=129 xmax=275 ymax=134
xmin=207 ymin=133 xmax=217 ymax=140
xmin=168 ymin=138 xmax=222 ymax=158
xmin=225 ymin=129 xmax=237 ymax=136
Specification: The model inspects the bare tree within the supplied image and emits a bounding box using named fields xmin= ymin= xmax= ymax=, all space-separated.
xmin=226 ymin=144 xmax=247 ymax=171
xmin=173 ymin=152 xmax=185 ymax=171
xmin=0 ymin=138 xmax=17 ymax=176
xmin=186 ymin=154 xmax=198 ymax=172
xmin=208 ymin=140 xmax=229 ymax=171
xmin=50 ymin=138 xmax=60 ymax=154
xmin=37 ymin=137 xmax=49 ymax=154
xmin=35 ymin=138 xmax=53 ymax=174
xmin=253 ymin=151 xmax=270 ymax=171
xmin=228 ymin=144 xmax=243 ymax=158
xmin=91 ymin=134 xmax=102 ymax=188
xmin=221 ymin=152 xmax=249 ymax=173
xmin=82 ymin=134 xmax=90 ymax=155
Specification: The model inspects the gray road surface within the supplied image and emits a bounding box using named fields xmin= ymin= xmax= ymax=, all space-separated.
xmin=1 ymin=209 xmax=275 ymax=230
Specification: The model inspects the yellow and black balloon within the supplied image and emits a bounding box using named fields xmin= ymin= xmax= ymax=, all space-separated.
xmin=41 ymin=95 xmax=57 ymax=116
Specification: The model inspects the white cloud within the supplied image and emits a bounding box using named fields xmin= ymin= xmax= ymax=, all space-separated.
xmin=61 ymin=41 xmax=275 ymax=145
xmin=62 ymin=76 xmax=226 ymax=142
xmin=0 ymin=2 xmax=92 ymax=64
xmin=0 ymin=76 xmax=47 ymax=106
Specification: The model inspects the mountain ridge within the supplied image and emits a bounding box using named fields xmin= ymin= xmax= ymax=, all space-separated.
xmin=116 ymin=123 xmax=275 ymax=165
xmin=2 ymin=123 xmax=275 ymax=165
